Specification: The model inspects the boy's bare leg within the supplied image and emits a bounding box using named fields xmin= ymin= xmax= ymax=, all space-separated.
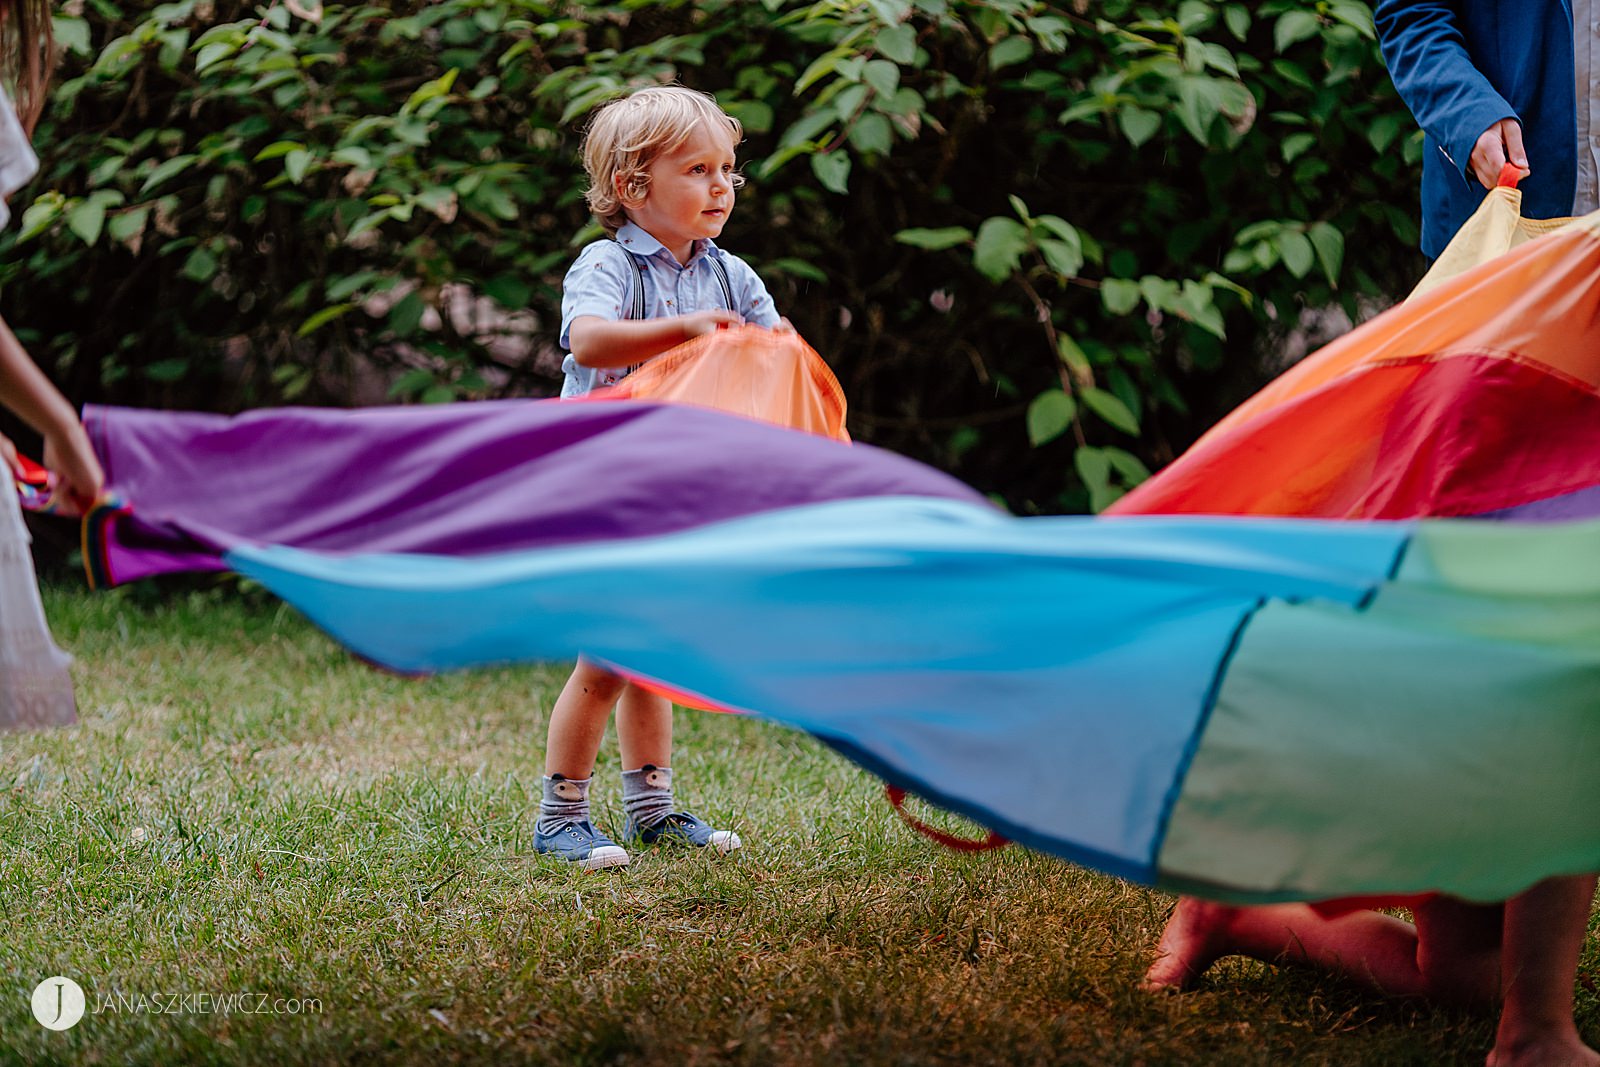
xmin=1488 ymin=874 xmax=1600 ymax=1067
xmin=1145 ymin=896 xmax=1499 ymax=1000
xmin=616 ymin=684 xmax=672 ymax=770
xmin=543 ymin=658 xmax=627 ymax=778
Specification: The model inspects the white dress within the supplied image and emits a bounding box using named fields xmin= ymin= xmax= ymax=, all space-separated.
xmin=0 ymin=485 xmax=75 ymax=730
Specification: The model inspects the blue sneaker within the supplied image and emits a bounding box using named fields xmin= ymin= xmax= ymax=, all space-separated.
xmin=534 ymin=820 xmax=630 ymax=871
xmin=625 ymin=811 xmax=742 ymax=854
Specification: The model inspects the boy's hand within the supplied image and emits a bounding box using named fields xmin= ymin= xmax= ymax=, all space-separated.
xmin=681 ymin=309 xmax=743 ymax=339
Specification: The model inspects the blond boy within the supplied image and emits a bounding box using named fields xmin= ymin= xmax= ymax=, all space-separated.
xmin=537 ymin=86 xmax=788 ymax=867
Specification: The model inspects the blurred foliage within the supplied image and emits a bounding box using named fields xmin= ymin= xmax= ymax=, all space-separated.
xmin=5 ymin=0 xmax=1423 ymax=513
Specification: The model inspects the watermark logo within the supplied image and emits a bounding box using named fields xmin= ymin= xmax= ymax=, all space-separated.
xmin=31 ymin=977 xmax=86 ymax=1031
xmin=29 ymin=976 xmax=323 ymax=1026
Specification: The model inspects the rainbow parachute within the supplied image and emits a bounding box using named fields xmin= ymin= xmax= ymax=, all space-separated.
xmin=82 ymin=217 xmax=1600 ymax=905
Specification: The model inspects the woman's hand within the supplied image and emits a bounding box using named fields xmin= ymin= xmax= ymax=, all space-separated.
xmin=1470 ymin=118 xmax=1529 ymax=190
xmin=41 ymin=423 xmax=104 ymax=517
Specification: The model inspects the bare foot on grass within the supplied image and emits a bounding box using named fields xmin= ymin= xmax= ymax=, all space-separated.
xmin=1142 ymin=897 xmax=1240 ymax=992
xmin=1486 ymin=1036 xmax=1600 ymax=1067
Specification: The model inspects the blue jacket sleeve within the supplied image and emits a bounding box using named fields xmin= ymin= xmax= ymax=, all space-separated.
xmin=1374 ymin=0 xmax=1518 ymax=182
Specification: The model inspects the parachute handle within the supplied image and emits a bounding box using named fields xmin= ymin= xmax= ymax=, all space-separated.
xmin=884 ymin=785 xmax=1010 ymax=852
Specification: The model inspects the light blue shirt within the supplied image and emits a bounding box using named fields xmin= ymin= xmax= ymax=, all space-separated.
xmin=559 ymin=221 xmax=781 ymax=398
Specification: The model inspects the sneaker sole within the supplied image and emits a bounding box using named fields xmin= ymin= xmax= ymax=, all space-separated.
xmin=577 ymin=846 xmax=630 ymax=872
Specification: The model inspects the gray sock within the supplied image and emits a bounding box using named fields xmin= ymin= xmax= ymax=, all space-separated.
xmin=621 ymin=765 xmax=673 ymax=829
xmin=537 ymin=774 xmax=592 ymax=835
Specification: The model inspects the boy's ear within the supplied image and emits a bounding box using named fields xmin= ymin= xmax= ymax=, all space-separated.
xmin=615 ymin=170 xmax=649 ymax=205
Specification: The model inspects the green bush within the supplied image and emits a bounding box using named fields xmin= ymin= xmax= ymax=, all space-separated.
xmin=7 ymin=0 xmax=1422 ymax=512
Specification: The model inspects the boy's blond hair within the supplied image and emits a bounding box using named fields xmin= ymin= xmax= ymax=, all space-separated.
xmin=581 ymin=86 xmax=745 ymax=236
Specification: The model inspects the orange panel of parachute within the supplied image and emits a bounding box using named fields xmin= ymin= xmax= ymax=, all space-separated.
xmin=593 ymin=324 xmax=850 ymax=443
xmin=1111 ymin=198 xmax=1600 ymax=520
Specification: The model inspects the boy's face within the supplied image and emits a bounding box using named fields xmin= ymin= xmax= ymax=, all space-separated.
xmin=622 ymin=122 xmax=737 ymax=263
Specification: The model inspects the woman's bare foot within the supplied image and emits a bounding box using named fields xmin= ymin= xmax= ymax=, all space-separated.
xmin=1486 ymin=1034 xmax=1600 ymax=1067
xmin=1142 ymin=897 xmax=1242 ymax=991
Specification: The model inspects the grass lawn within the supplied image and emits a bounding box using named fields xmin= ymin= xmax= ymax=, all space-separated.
xmin=1 ymin=584 xmax=1593 ymax=1065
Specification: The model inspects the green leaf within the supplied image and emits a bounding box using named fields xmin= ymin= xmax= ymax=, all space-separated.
xmin=1282 ymin=132 xmax=1317 ymax=162
xmin=832 ymin=83 xmax=870 ymax=121
xmin=1075 ymin=446 xmax=1122 ymax=513
xmin=297 ymin=303 xmax=355 ymax=337
xmin=326 ymin=271 xmax=380 ymax=302
xmin=1026 ymin=389 xmax=1077 ymax=446
xmin=1224 ymin=5 xmax=1250 ymax=40
xmin=16 ymin=198 xmax=62 ymax=243
xmin=284 ymin=149 xmax=312 ymax=184
xmin=848 ymin=112 xmax=893 ymax=155
xmin=87 ymin=154 xmax=127 ymax=188
xmin=346 ymin=210 xmax=389 ymax=239
xmin=388 ymin=368 xmax=435 ymax=399
xmin=723 ymin=99 xmax=775 ymax=134
xmin=483 ymin=274 xmax=533 ymax=308
xmin=794 ymin=49 xmax=844 ymax=95
xmin=875 ymin=24 xmax=916 ymax=64
xmin=895 ymin=226 xmax=971 ymax=251
xmin=1308 ymin=221 xmax=1345 ymax=285
xmin=182 ymin=247 xmax=218 ymax=283
xmin=107 ymin=206 xmax=149 ymax=246
xmin=253 ymin=140 xmax=305 ymax=162
xmin=403 ymin=68 xmax=459 ymax=114
xmin=140 ymin=154 xmax=198 ymax=194
xmin=1201 ymin=42 xmax=1240 ymax=79
xmin=53 ymin=15 xmax=92 ymax=56
xmin=1057 ymin=335 xmax=1091 ymax=378
xmin=1274 ymin=10 xmax=1320 ymax=53
xmin=1140 ymin=275 xmax=1180 ymax=312
xmin=1175 ymin=76 xmax=1223 ymax=145
xmin=1103 ymin=446 xmax=1151 ymax=485
xmin=1081 ymin=387 xmax=1140 ymax=435
xmin=1366 ymin=111 xmax=1406 ymax=154
xmin=1038 ymin=237 xmax=1083 ymax=279
xmin=989 ymin=35 xmax=1032 ymax=71
xmin=389 ymin=291 xmax=426 ymax=336
xmin=972 ymin=217 xmax=1029 ymax=282
xmin=862 ymin=60 xmax=899 ymax=99
xmin=1100 ymin=277 xmax=1141 ymax=316
xmin=810 ymin=151 xmax=851 ymax=195
xmin=1277 ymin=230 xmax=1315 ymax=278
xmin=331 ymin=146 xmax=374 ymax=169
xmin=194 ymin=40 xmax=236 ymax=73
xmin=67 ymin=199 xmax=106 ymax=245
xmin=394 ymin=115 xmax=430 ymax=147
xmin=765 ymin=257 xmax=829 ymax=282
xmin=1118 ymin=107 xmax=1161 ymax=148
xmin=143 ymin=358 xmax=189 ymax=382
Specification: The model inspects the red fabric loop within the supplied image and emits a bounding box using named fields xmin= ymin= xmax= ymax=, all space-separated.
xmin=884 ymin=785 xmax=1009 ymax=852
xmin=1496 ymin=161 xmax=1524 ymax=188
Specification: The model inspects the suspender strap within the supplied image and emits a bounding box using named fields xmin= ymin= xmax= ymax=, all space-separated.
xmin=620 ymin=245 xmax=735 ymax=319
xmin=707 ymin=255 xmax=735 ymax=312
xmin=623 ymin=250 xmax=646 ymax=320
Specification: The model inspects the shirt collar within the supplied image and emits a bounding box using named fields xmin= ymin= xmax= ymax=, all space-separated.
xmin=615 ymin=221 xmax=722 ymax=264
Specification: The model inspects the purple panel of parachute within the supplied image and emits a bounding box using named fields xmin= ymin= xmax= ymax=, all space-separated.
xmin=82 ymin=399 xmax=984 ymax=587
